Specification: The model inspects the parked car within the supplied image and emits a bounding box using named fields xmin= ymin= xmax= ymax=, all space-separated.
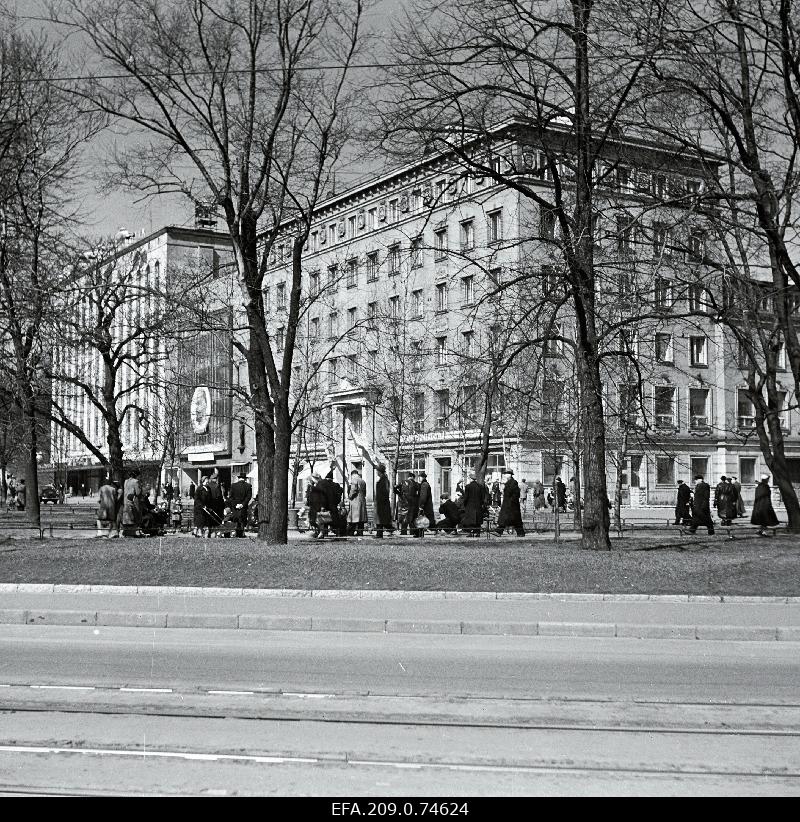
xmin=40 ymin=485 xmax=59 ymax=505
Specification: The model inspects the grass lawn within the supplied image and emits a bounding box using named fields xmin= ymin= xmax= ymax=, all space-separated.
xmin=0 ymin=531 xmax=799 ymax=595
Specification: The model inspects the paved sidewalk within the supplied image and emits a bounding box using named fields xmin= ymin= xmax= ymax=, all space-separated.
xmin=2 ymin=585 xmax=798 ymax=642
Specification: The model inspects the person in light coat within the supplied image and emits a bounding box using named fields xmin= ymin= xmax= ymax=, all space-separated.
xmin=347 ymin=469 xmax=368 ymax=536
xmin=122 ymin=469 xmax=142 ymax=535
xmin=96 ymin=475 xmax=119 ymax=538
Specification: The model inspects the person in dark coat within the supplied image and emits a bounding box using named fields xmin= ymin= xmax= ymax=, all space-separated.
xmin=494 ymin=468 xmax=525 ymax=536
xmin=416 ymin=471 xmax=435 ymax=537
xmin=15 ymin=479 xmax=26 ymax=511
xmin=316 ymin=470 xmax=345 ymax=537
xmin=674 ymin=479 xmax=692 ymax=525
xmin=434 ymin=494 xmax=462 ymax=533
xmin=188 ymin=481 xmax=196 ymax=499
xmin=688 ymin=475 xmax=714 ymax=535
xmin=374 ymin=464 xmax=393 ymax=538
xmin=555 ymin=477 xmax=567 ymax=512
xmin=305 ymin=472 xmax=325 ymax=537
xmin=731 ymin=475 xmax=745 ymax=517
xmin=228 ymin=471 xmax=252 ymax=537
xmin=394 ymin=473 xmax=420 ymax=535
xmin=193 ymin=476 xmax=210 ymax=536
xmin=751 ymin=475 xmax=779 ymax=535
xmin=206 ymin=475 xmax=225 ymax=529
xmin=715 ymin=476 xmax=738 ymax=525
xmin=461 ymin=470 xmax=485 ymax=537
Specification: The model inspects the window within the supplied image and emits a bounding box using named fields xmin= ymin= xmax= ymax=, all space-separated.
xmin=543 ymin=264 xmax=561 ymax=296
xmin=688 ymin=229 xmax=705 ymax=262
xmin=347 ymin=354 xmax=357 ymax=379
xmin=368 ymin=349 xmax=377 ymax=371
xmin=435 ymin=178 xmax=447 ymax=200
xmin=619 ymin=384 xmax=642 ymax=426
xmin=327 ymin=264 xmax=338 ymax=290
xmin=366 ymin=251 xmax=378 ymax=282
xmin=328 ymin=224 xmax=337 ymax=245
xmin=740 ymin=457 xmax=757 ymax=485
xmin=688 ymin=283 xmax=705 ymax=312
xmin=347 ymin=306 xmax=358 ymax=329
xmin=459 ymin=385 xmax=478 ymax=422
xmin=620 ymin=329 xmax=639 ymax=359
xmin=309 ymin=270 xmax=320 ymax=296
xmin=652 ymin=223 xmax=671 ymax=257
xmin=737 ymin=389 xmax=755 ymax=428
xmin=655 ymin=333 xmax=673 ymax=363
xmin=487 ymin=209 xmax=503 ymax=243
xmin=389 ymin=295 xmax=399 ymax=319
xmin=540 ymin=209 xmax=556 ymax=240
xmin=690 ymin=388 xmax=710 ymax=429
xmin=689 ymin=335 xmax=708 ymax=366
xmin=347 ymin=215 xmax=356 ymax=238
xmin=410 ymin=236 xmax=423 ymax=269
xmin=737 ymin=340 xmax=751 ymax=369
xmin=310 ymin=317 xmax=319 ymax=338
xmin=691 ymin=457 xmax=709 ymax=479
xmin=617 ymin=166 xmax=631 ymax=192
xmin=686 ymin=179 xmax=702 ymax=195
xmin=263 ymin=285 xmax=270 ymax=312
xmin=654 ymin=385 xmax=676 ymax=427
xmin=617 ymin=217 xmax=635 ymax=254
xmin=413 ymin=392 xmax=425 ymax=433
xmin=275 ymin=326 xmax=285 ymax=350
xmin=462 ymin=330 xmax=474 ymax=357
xmin=655 ymin=277 xmax=673 ymax=309
xmin=544 ymin=321 xmax=563 ymax=356
xmin=777 ymin=391 xmax=789 ymax=429
xmin=436 ymin=336 xmax=447 ymax=365
xmin=434 ymin=227 xmax=448 ymax=260
xmin=328 ymin=357 xmax=338 ymax=387
xmin=367 ymin=301 xmax=377 ymax=319
xmin=389 ymin=199 xmax=399 ymax=222
xmin=436 ymin=282 xmax=448 ymax=313
xmin=328 ymin=311 xmax=338 ymax=339
xmin=436 ymin=389 xmax=450 ymax=429
xmin=346 ymin=258 xmax=358 ymax=288
xmin=777 ymin=341 xmax=787 ymax=370
xmin=542 ymin=378 xmax=567 ymax=424
xmin=656 ymin=456 xmax=675 ymax=485
xmin=368 ymin=208 xmax=377 ymax=230
xmin=412 ymin=289 xmax=424 ymax=318
xmin=652 ymin=173 xmax=668 ymax=199
xmin=460 ymin=219 xmax=474 ymax=250
xmin=621 ymin=454 xmax=643 ymax=487
xmin=461 ymin=275 xmax=474 ymax=304
xmin=388 ymin=243 xmax=400 ymax=275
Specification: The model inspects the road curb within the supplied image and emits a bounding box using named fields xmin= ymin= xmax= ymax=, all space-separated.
xmin=1 ymin=607 xmax=797 ymax=641
xmin=1 ymin=583 xmax=799 ymax=603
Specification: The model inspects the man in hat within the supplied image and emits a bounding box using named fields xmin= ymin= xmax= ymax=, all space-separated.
xmin=416 ymin=470 xmax=435 ymax=537
xmin=347 ymin=469 xmax=368 ymax=536
xmin=228 ymin=471 xmax=252 ymax=537
xmin=374 ymin=464 xmax=393 ymax=538
xmin=461 ymin=469 xmax=485 ymax=537
xmin=674 ymin=479 xmax=692 ymax=526
xmin=394 ymin=471 xmax=419 ymax=536
xmin=688 ymin=474 xmax=714 ymax=535
xmin=494 ymin=468 xmax=525 ymax=536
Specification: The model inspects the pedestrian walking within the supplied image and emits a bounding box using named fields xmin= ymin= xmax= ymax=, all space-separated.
xmin=414 ymin=471 xmax=435 ymax=537
xmin=347 ymin=469 xmax=368 ymax=536
xmin=460 ymin=469 xmax=485 ymax=537
xmin=715 ymin=475 xmax=738 ymax=525
xmin=688 ymin=474 xmax=715 ymax=535
xmin=555 ymin=476 xmax=567 ymax=512
xmin=532 ymin=480 xmax=546 ymax=511
xmin=751 ymin=475 xmax=779 ymax=536
xmin=96 ymin=475 xmax=119 ymax=538
xmin=374 ymin=464 xmax=393 ymax=538
xmin=193 ymin=476 xmax=210 ymax=537
xmin=122 ymin=469 xmax=143 ymax=536
xmin=674 ymin=479 xmax=692 ymax=526
xmin=394 ymin=472 xmax=420 ymax=536
xmin=228 ymin=471 xmax=252 ymax=537
xmin=519 ymin=478 xmax=529 ymax=514
xmin=731 ymin=475 xmax=745 ymax=517
xmin=494 ymin=468 xmax=525 ymax=536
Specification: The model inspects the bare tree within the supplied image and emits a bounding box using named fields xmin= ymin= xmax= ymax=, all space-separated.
xmin=52 ymin=0 xmax=368 ymax=542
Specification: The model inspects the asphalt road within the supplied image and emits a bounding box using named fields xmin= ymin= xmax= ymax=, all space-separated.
xmin=1 ymin=626 xmax=799 ymax=796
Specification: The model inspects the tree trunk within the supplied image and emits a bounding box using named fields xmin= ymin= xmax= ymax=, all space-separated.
xmin=267 ymin=405 xmax=292 ymax=544
xmin=23 ymin=401 xmax=40 ymax=528
xmin=572 ymin=455 xmax=582 ymax=529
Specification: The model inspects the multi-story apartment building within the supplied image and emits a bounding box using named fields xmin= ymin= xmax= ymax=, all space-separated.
xmin=49 ymin=223 xmax=234 ymax=495
xmin=262 ymin=119 xmax=800 ymax=510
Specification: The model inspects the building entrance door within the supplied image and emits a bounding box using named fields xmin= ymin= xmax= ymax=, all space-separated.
xmin=435 ymin=457 xmax=452 ymax=501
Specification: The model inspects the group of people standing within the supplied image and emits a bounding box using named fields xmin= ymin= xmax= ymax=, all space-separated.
xmin=3 ymin=476 xmax=26 ymax=511
xmin=192 ymin=471 xmax=252 ymax=537
xmin=303 ymin=465 xmax=526 ymax=539
xmin=95 ymin=469 xmax=169 ymax=538
xmin=675 ymin=474 xmax=779 ymax=536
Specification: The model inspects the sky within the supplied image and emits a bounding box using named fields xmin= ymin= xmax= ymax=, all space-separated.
xmin=9 ymin=0 xmax=401 ymax=241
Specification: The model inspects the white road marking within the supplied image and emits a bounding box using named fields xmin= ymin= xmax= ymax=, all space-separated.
xmin=398 ymin=662 xmax=406 ymax=672
xmin=0 ymin=745 xmax=317 ymax=764
xmin=282 ymin=692 xmax=335 ymax=699
xmin=207 ymin=690 xmax=255 ymax=696
xmin=29 ymin=685 xmax=95 ymax=691
xmin=119 ymin=688 xmax=173 ymax=693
